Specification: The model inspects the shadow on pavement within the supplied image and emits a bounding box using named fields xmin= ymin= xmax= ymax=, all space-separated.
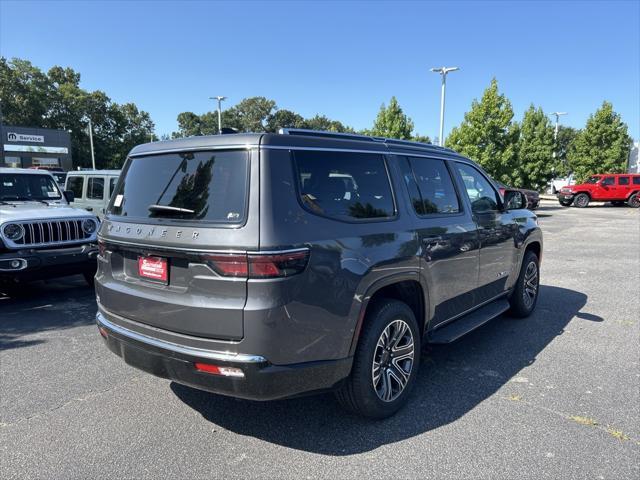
xmin=172 ymin=285 xmax=601 ymax=455
xmin=0 ymin=275 xmax=96 ymax=350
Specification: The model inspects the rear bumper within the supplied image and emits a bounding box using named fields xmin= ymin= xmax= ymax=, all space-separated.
xmin=96 ymin=311 xmax=352 ymax=400
xmin=0 ymin=244 xmax=97 ymax=282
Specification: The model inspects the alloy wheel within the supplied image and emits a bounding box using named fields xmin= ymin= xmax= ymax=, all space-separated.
xmin=522 ymin=261 xmax=539 ymax=308
xmin=629 ymin=194 xmax=640 ymax=208
xmin=372 ymin=319 xmax=415 ymax=402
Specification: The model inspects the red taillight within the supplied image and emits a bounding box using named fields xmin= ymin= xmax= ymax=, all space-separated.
xmin=202 ymin=249 xmax=309 ymax=279
xmin=248 ymin=250 xmax=309 ymax=278
xmin=194 ymin=363 xmax=244 ymax=378
xmin=202 ymin=253 xmax=248 ymax=277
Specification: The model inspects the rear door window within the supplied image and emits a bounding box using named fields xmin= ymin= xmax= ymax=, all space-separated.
xmin=109 ymin=150 xmax=249 ymax=224
xmin=293 ymin=150 xmax=395 ymax=220
xmin=87 ymin=177 xmax=105 ymax=199
xmin=399 ymin=157 xmax=460 ymax=215
xmin=618 ymin=176 xmax=630 ymax=185
xmin=67 ymin=176 xmax=84 ymax=199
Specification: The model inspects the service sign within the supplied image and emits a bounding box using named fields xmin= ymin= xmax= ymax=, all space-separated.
xmin=7 ymin=132 xmax=45 ymax=143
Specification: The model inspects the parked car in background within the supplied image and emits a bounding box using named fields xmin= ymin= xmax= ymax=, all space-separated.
xmin=51 ymin=171 xmax=67 ymax=187
xmin=548 ymin=174 xmax=574 ymax=194
xmin=494 ymin=180 xmax=540 ymax=210
xmin=65 ymin=170 xmax=121 ymax=219
xmin=0 ymin=168 xmax=99 ymax=287
xmin=557 ymin=173 xmax=640 ymax=208
xmin=95 ymin=130 xmax=541 ymax=418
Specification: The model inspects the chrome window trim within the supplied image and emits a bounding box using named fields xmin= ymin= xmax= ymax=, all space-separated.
xmin=96 ymin=311 xmax=267 ymax=364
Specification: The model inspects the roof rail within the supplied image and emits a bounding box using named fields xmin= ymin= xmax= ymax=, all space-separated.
xmin=278 ymin=128 xmax=386 ymax=143
xmin=278 ymin=128 xmax=455 ymax=153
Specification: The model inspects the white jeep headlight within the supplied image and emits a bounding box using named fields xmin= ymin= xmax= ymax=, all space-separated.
xmin=3 ymin=223 xmax=25 ymax=241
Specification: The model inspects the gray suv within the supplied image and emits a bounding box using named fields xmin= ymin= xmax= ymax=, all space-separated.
xmin=95 ymin=130 xmax=542 ymax=418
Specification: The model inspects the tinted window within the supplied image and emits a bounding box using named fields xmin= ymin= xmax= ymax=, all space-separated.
xmin=67 ymin=176 xmax=84 ymax=199
xmin=109 ymin=177 xmax=118 ymax=197
xmin=618 ymin=176 xmax=630 ymax=185
xmin=400 ymin=157 xmax=459 ymax=214
xmin=0 ymin=174 xmax=62 ymax=201
xmin=634 ymin=177 xmax=640 ymax=185
xmin=455 ymin=163 xmax=500 ymax=213
xmin=602 ymin=176 xmax=615 ymax=186
xmin=87 ymin=177 xmax=105 ymax=200
xmin=294 ymin=150 xmax=395 ymax=220
xmin=110 ymin=150 xmax=249 ymax=223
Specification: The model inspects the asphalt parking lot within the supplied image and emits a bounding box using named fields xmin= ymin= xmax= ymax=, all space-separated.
xmin=1 ymin=201 xmax=638 ymax=479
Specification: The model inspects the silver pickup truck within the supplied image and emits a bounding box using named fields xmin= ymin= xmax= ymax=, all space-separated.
xmin=0 ymin=168 xmax=99 ymax=287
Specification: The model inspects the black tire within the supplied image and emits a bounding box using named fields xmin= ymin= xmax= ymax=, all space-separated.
xmin=83 ymin=270 xmax=95 ymax=287
xmin=559 ymin=199 xmax=573 ymax=207
xmin=335 ymin=299 xmax=420 ymax=418
xmin=573 ymin=193 xmax=590 ymax=208
xmin=508 ymin=251 xmax=540 ymax=318
xmin=627 ymin=193 xmax=640 ymax=208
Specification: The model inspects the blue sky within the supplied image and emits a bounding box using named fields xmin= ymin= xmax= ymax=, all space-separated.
xmin=1 ymin=0 xmax=638 ymax=140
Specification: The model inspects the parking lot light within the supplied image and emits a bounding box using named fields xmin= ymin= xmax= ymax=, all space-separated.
xmin=430 ymin=67 xmax=460 ymax=146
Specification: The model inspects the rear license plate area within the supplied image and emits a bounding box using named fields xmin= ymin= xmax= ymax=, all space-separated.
xmin=138 ymin=256 xmax=168 ymax=284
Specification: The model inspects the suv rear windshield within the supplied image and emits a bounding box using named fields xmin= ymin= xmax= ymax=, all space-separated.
xmin=109 ymin=150 xmax=249 ymax=224
xmin=0 ymin=173 xmax=62 ymax=201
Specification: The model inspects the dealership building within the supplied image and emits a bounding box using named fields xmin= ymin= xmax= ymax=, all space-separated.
xmin=1 ymin=125 xmax=73 ymax=171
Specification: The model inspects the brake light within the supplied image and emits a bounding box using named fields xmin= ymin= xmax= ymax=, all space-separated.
xmin=202 ymin=249 xmax=309 ymax=279
xmin=248 ymin=250 xmax=310 ymax=278
xmin=202 ymin=253 xmax=248 ymax=277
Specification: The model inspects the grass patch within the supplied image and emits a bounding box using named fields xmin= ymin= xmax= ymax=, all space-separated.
xmin=569 ymin=415 xmax=598 ymax=426
xmin=606 ymin=428 xmax=630 ymax=441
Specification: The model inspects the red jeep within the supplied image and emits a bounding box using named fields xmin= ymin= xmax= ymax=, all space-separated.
xmin=558 ymin=174 xmax=640 ymax=208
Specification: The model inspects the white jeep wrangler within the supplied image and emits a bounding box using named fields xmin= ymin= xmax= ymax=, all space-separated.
xmin=0 ymin=168 xmax=99 ymax=287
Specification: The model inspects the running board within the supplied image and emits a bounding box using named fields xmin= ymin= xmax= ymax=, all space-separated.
xmin=428 ymin=298 xmax=510 ymax=344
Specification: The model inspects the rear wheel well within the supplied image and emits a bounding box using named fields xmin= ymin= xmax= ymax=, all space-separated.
xmin=525 ymin=241 xmax=541 ymax=260
xmin=366 ymin=280 xmax=425 ymax=335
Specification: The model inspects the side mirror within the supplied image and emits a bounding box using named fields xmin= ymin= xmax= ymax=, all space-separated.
xmin=63 ymin=190 xmax=75 ymax=203
xmin=503 ymin=189 xmax=526 ymax=210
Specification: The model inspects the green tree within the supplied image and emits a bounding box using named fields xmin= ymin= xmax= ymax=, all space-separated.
xmin=0 ymin=57 xmax=155 ymax=169
xmin=445 ymin=78 xmax=518 ymax=183
xmin=514 ymin=105 xmax=555 ymax=189
xmin=266 ymin=109 xmax=305 ymax=132
xmin=229 ymin=96 xmax=276 ymax=132
xmin=370 ymin=96 xmax=414 ymax=140
xmin=302 ymin=114 xmax=354 ymax=133
xmin=567 ymin=101 xmax=631 ymax=182
xmin=553 ymin=125 xmax=579 ymax=176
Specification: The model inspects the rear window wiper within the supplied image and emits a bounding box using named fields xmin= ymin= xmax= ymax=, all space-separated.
xmin=148 ymin=204 xmax=195 ymax=215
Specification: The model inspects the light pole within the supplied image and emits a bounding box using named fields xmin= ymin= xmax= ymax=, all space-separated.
xmin=87 ymin=117 xmax=96 ymax=169
xmin=209 ymin=96 xmax=227 ymax=134
xmin=551 ymin=112 xmax=567 ymax=161
xmin=430 ymin=66 xmax=459 ymax=146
